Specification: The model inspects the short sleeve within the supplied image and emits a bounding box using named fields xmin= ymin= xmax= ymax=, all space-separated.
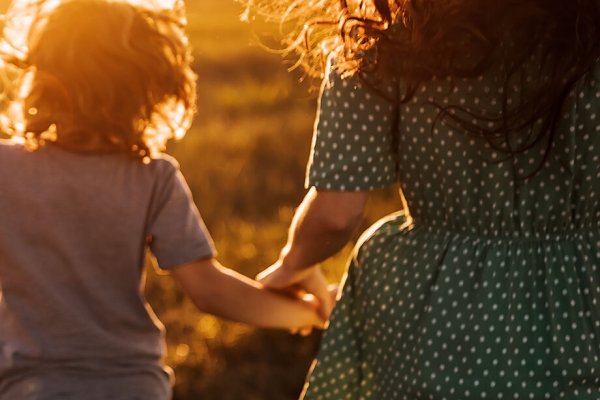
xmin=148 ymin=160 xmax=216 ymax=269
xmin=305 ymin=65 xmax=399 ymax=191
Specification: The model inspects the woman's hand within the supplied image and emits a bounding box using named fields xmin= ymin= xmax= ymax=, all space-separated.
xmin=255 ymin=189 xmax=367 ymax=333
xmin=257 ymin=261 xmax=337 ymax=323
xmin=171 ymin=258 xmax=327 ymax=330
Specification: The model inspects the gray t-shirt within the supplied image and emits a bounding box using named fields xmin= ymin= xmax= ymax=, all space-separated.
xmin=0 ymin=140 xmax=215 ymax=399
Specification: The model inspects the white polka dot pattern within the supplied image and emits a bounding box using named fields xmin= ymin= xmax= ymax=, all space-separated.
xmin=306 ymin=71 xmax=399 ymax=191
xmin=302 ymin=60 xmax=600 ymax=399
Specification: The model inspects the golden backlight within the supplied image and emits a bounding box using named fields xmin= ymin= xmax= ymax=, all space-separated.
xmin=0 ymin=0 xmax=184 ymax=60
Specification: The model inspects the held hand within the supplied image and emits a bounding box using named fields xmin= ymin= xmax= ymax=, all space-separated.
xmin=288 ymin=286 xmax=338 ymax=336
xmin=257 ymin=261 xmax=336 ymax=322
xmin=287 ymin=293 xmax=326 ymax=336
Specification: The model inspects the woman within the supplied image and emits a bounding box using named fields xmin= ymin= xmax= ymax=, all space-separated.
xmin=256 ymin=0 xmax=600 ymax=398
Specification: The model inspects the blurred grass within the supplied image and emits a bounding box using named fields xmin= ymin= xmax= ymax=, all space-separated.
xmin=0 ymin=0 xmax=401 ymax=398
xmin=151 ymin=3 xmax=401 ymax=399
xmin=152 ymin=4 xmax=341 ymax=398
xmin=152 ymin=4 xmax=401 ymax=398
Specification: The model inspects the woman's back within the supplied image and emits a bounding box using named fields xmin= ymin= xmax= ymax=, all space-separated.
xmin=395 ymin=59 xmax=600 ymax=236
xmin=302 ymin=50 xmax=600 ymax=400
xmin=310 ymin=48 xmax=600 ymax=234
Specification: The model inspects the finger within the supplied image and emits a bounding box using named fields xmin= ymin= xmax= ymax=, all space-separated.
xmin=271 ymin=284 xmax=305 ymax=300
xmin=290 ymin=327 xmax=313 ymax=336
xmin=257 ymin=262 xmax=301 ymax=288
xmin=299 ymin=327 xmax=313 ymax=336
xmin=258 ymin=262 xmax=314 ymax=289
xmin=328 ymin=284 xmax=339 ymax=305
xmin=300 ymin=268 xmax=332 ymax=320
xmin=255 ymin=262 xmax=281 ymax=283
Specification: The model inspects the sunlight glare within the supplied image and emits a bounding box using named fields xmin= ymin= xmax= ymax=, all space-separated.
xmin=1 ymin=0 xmax=185 ymax=60
xmin=174 ymin=343 xmax=190 ymax=363
xmin=239 ymin=0 xmax=252 ymax=22
xmin=196 ymin=315 xmax=220 ymax=340
xmin=2 ymin=0 xmax=60 ymax=58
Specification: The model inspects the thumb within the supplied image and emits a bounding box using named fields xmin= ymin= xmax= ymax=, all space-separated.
xmin=299 ymin=268 xmax=332 ymax=321
xmin=257 ymin=262 xmax=311 ymax=289
xmin=256 ymin=263 xmax=289 ymax=288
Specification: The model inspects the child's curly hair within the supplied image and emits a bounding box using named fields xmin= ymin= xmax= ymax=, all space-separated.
xmin=0 ymin=0 xmax=196 ymax=159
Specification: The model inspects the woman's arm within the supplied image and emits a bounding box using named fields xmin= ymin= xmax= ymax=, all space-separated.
xmin=273 ymin=187 xmax=367 ymax=274
xmin=257 ymin=188 xmax=368 ymax=316
xmin=170 ymin=257 xmax=325 ymax=330
xmin=284 ymin=188 xmax=368 ymax=269
xmin=256 ymin=59 xmax=397 ymax=316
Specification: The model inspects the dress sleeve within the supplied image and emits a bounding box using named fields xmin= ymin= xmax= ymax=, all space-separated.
xmin=148 ymin=159 xmax=216 ymax=269
xmin=305 ymin=65 xmax=399 ymax=191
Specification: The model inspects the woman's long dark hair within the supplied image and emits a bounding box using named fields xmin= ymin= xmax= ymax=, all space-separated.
xmin=246 ymin=0 xmax=600 ymax=175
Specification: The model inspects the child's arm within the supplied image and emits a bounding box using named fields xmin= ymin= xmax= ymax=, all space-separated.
xmin=170 ymin=258 xmax=325 ymax=330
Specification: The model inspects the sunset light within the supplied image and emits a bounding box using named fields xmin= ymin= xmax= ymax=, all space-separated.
xmin=0 ymin=1 xmax=598 ymax=399
xmin=0 ymin=1 xmax=335 ymax=398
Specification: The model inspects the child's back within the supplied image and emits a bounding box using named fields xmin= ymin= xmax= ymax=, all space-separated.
xmin=0 ymin=141 xmax=214 ymax=398
xmin=0 ymin=1 xmax=208 ymax=395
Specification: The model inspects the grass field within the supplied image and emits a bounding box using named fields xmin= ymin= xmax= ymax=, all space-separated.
xmin=153 ymin=4 xmax=348 ymax=398
xmin=150 ymin=4 xmax=326 ymax=398
xmin=151 ymin=3 xmax=401 ymax=398
xmin=0 ymin=1 xmax=401 ymax=398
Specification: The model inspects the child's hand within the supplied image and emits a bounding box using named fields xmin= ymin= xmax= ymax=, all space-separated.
xmin=258 ymin=262 xmax=335 ymax=322
xmin=288 ymin=286 xmax=339 ymax=336
xmin=276 ymin=290 xmax=328 ymax=334
xmin=286 ymin=292 xmax=327 ymax=336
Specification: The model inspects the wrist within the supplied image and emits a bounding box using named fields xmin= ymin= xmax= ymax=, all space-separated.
xmin=279 ymin=245 xmax=315 ymax=274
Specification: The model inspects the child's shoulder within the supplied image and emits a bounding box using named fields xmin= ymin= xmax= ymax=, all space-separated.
xmin=148 ymin=152 xmax=181 ymax=174
xmin=144 ymin=153 xmax=188 ymax=186
xmin=0 ymin=138 xmax=26 ymax=158
xmin=151 ymin=152 xmax=179 ymax=166
xmin=0 ymin=138 xmax=22 ymax=149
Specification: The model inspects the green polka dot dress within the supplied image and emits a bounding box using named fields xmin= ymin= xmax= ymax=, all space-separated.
xmin=301 ymin=58 xmax=600 ymax=400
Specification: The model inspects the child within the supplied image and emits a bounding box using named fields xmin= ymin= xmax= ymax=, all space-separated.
xmin=0 ymin=1 xmax=324 ymax=399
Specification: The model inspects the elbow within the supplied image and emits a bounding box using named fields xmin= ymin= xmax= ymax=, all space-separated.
xmin=321 ymin=207 xmax=364 ymax=234
xmin=188 ymin=291 xmax=213 ymax=314
xmin=312 ymin=190 xmax=367 ymax=234
xmin=171 ymin=258 xmax=222 ymax=315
